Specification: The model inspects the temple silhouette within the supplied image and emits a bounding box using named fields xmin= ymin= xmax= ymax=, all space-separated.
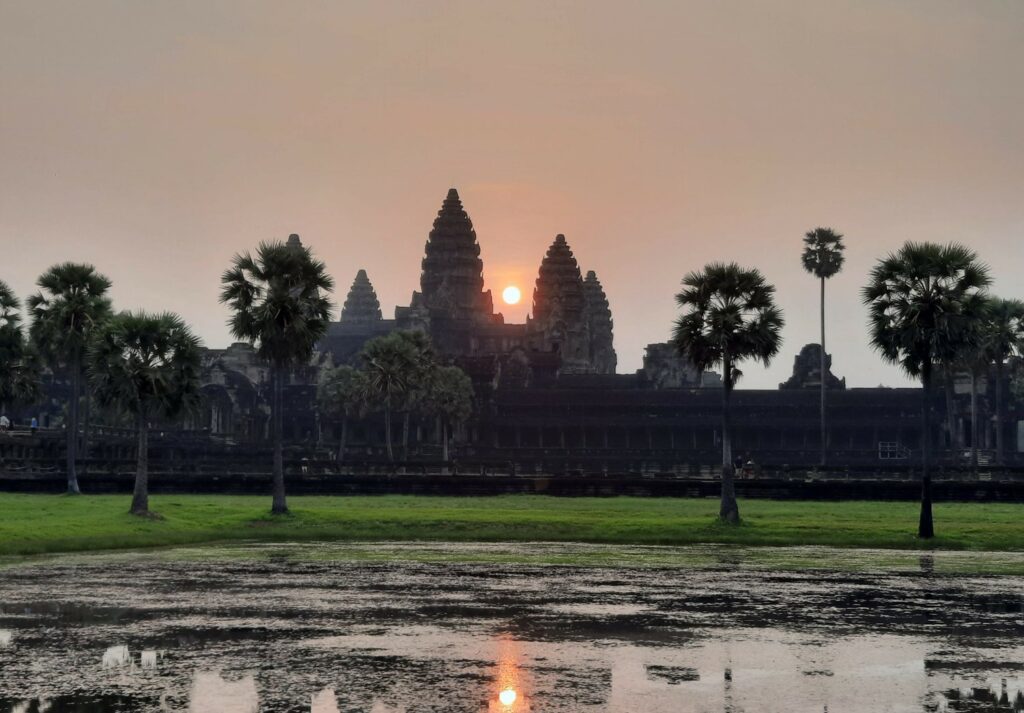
xmin=320 ymin=188 xmax=617 ymax=379
xmin=187 ymin=188 xmax=1019 ymax=475
xmin=2 ymin=188 xmax=1022 ymax=487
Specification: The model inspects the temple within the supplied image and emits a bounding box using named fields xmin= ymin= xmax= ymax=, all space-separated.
xmin=321 ymin=189 xmax=620 ymax=385
xmin=171 ymin=188 xmax=1020 ymax=469
xmin=3 ymin=187 xmax=1022 ymax=476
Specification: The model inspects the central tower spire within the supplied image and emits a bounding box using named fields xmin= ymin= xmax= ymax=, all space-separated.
xmin=419 ymin=188 xmax=494 ymax=322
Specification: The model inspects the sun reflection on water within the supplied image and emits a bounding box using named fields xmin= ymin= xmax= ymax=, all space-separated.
xmin=488 ymin=638 xmax=530 ymax=712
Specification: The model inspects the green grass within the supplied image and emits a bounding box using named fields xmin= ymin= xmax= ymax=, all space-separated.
xmin=0 ymin=493 xmax=1021 ymax=558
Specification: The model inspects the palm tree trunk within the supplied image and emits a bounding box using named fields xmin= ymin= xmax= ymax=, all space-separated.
xmin=919 ymin=364 xmax=935 ymax=539
xmin=442 ymin=420 xmax=449 ymax=462
xmin=819 ymin=276 xmax=827 ymax=468
xmin=970 ymin=369 xmax=979 ymax=471
xmin=271 ymin=365 xmax=287 ymax=514
xmin=995 ymin=360 xmax=1005 ymax=466
xmin=337 ymin=416 xmax=347 ymax=463
xmin=402 ymin=411 xmax=410 ymax=460
xmin=66 ymin=358 xmax=81 ymax=495
xmin=81 ymin=387 xmax=92 ymax=475
xmin=943 ymin=366 xmax=957 ymax=454
xmin=384 ymin=397 xmax=394 ymax=461
xmin=720 ymin=358 xmax=739 ymax=524
xmin=130 ymin=405 xmax=149 ymax=516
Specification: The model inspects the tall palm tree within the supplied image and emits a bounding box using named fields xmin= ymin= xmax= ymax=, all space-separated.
xmin=0 ymin=281 xmax=41 ymax=414
xmin=673 ymin=263 xmax=784 ymax=523
xmin=425 ymin=365 xmax=475 ymax=462
xmin=89 ymin=312 xmax=202 ymax=516
xmin=395 ymin=331 xmax=435 ymax=459
xmin=981 ymin=298 xmax=1024 ymax=466
xmin=317 ymin=364 xmax=369 ymax=462
xmin=955 ymin=306 xmax=992 ymax=471
xmin=360 ymin=331 xmax=422 ymax=462
xmin=863 ymin=242 xmax=990 ymax=539
xmin=801 ymin=227 xmax=845 ymax=467
xmin=0 ymin=280 xmax=21 ymax=347
xmin=220 ymin=236 xmax=334 ymax=514
xmin=27 ymin=263 xmax=112 ymax=494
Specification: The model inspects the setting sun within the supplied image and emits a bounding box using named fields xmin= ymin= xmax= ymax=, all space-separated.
xmin=502 ymin=286 xmax=521 ymax=305
xmin=499 ymin=689 xmax=517 ymax=706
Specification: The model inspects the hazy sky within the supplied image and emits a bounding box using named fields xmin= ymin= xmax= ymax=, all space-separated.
xmin=2 ymin=1 xmax=1021 ymax=387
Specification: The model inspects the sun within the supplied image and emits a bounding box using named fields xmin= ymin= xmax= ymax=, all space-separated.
xmin=499 ymin=688 xmax=517 ymax=706
xmin=502 ymin=286 xmax=521 ymax=305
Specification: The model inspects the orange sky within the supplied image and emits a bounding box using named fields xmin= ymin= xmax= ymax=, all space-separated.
xmin=1 ymin=1 xmax=1021 ymax=387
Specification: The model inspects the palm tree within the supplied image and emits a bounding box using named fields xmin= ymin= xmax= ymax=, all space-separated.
xmin=220 ymin=236 xmax=334 ymax=514
xmin=395 ymin=331 xmax=435 ymax=459
xmin=955 ymin=307 xmax=992 ymax=471
xmin=0 ymin=280 xmax=20 ymax=349
xmin=801 ymin=227 xmax=845 ymax=467
xmin=863 ymin=242 xmax=990 ymax=539
xmin=27 ymin=263 xmax=112 ymax=494
xmin=0 ymin=281 xmax=41 ymax=414
xmin=317 ymin=364 xmax=369 ymax=462
xmin=425 ymin=365 xmax=475 ymax=462
xmin=360 ymin=331 xmax=422 ymax=462
xmin=673 ymin=263 xmax=784 ymax=523
xmin=89 ymin=312 xmax=202 ymax=516
xmin=982 ymin=298 xmax=1024 ymax=466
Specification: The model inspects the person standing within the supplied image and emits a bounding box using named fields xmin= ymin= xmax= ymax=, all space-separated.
xmin=30 ymin=416 xmax=38 ymax=436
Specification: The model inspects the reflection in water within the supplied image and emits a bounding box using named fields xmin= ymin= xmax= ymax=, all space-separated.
xmin=311 ymin=687 xmax=339 ymax=713
xmin=101 ymin=645 xmax=129 ymax=668
xmin=935 ymin=678 xmax=1024 ymax=712
xmin=1 ymin=695 xmax=138 ymax=712
xmin=489 ymin=638 xmax=531 ymax=712
xmin=368 ymin=702 xmax=407 ymax=713
xmin=188 ymin=671 xmax=258 ymax=713
xmin=1 ymin=544 xmax=1023 ymax=712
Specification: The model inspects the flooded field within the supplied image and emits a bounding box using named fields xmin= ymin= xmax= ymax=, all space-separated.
xmin=0 ymin=543 xmax=1022 ymax=712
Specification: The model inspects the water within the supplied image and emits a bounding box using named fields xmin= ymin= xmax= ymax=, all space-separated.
xmin=0 ymin=543 xmax=1022 ymax=712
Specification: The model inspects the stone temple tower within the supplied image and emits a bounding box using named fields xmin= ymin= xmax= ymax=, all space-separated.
xmin=408 ymin=188 xmax=497 ymax=353
xmin=583 ymin=270 xmax=617 ymax=374
xmin=418 ymin=188 xmax=495 ymax=322
xmin=340 ymin=270 xmax=383 ymax=324
xmin=527 ymin=234 xmax=591 ymax=374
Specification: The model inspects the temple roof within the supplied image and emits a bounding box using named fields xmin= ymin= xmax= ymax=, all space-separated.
xmin=583 ymin=270 xmax=613 ymax=328
xmin=340 ymin=269 xmax=383 ymax=324
xmin=419 ymin=188 xmax=490 ymax=319
xmin=532 ymin=234 xmax=585 ymax=324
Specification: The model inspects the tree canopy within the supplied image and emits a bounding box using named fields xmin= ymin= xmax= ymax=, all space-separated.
xmin=801 ymin=227 xmax=845 ymax=280
xmin=863 ymin=242 xmax=991 ymax=378
xmin=27 ymin=262 xmax=113 ymax=369
xmin=220 ymin=238 xmax=334 ymax=368
xmin=672 ymin=262 xmax=784 ymax=389
xmin=89 ymin=312 xmax=203 ymax=421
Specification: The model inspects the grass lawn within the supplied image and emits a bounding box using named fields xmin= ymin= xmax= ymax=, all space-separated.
xmin=0 ymin=493 xmax=1021 ymax=557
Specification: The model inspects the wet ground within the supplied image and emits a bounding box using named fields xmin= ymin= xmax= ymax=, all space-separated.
xmin=0 ymin=542 xmax=1022 ymax=712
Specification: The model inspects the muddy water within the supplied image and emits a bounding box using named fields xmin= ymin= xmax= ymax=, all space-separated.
xmin=0 ymin=543 xmax=1022 ymax=712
